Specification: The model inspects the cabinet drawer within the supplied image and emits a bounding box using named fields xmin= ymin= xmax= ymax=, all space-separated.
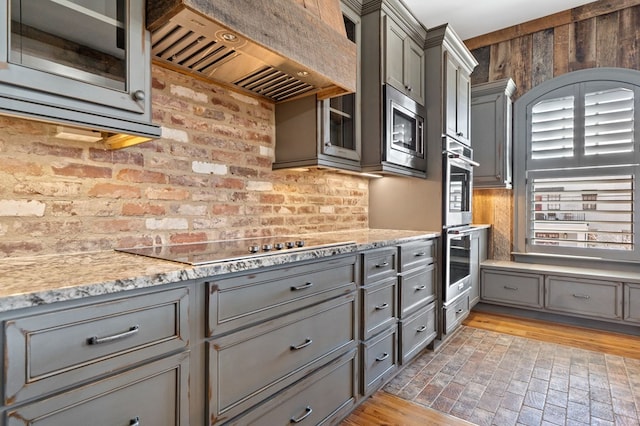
xmin=443 ymin=292 xmax=469 ymax=335
xmin=207 ymin=255 xmax=356 ymax=337
xmin=208 ymin=294 xmax=356 ymax=423
xmin=362 ymin=247 xmax=397 ymax=285
xmin=4 ymin=287 xmax=190 ymax=405
xmin=399 ymin=239 xmax=435 ymax=272
xmin=624 ymin=283 xmax=640 ymax=323
xmin=6 ymin=352 xmax=189 ymax=426
xmin=400 ymin=302 xmax=436 ymax=364
xmin=399 ymin=264 xmax=436 ymax=319
xmin=481 ymin=269 xmax=544 ymax=308
xmin=362 ymin=325 xmax=398 ymax=396
xmin=361 ymin=277 xmax=397 ymax=340
xmin=229 ymin=349 xmax=357 ymax=426
xmin=546 ymin=276 xmax=622 ymax=320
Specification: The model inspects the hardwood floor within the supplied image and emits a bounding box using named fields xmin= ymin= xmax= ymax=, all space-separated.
xmin=342 ymin=310 xmax=640 ymax=425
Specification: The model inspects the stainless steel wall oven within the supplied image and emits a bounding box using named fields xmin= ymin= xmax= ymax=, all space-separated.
xmin=443 ymin=138 xmax=477 ymax=227
xmin=384 ymin=84 xmax=426 ymax=171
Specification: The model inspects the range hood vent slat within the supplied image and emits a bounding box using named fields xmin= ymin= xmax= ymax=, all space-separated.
xmin=146 ymin=1 xmax=356 ymax=102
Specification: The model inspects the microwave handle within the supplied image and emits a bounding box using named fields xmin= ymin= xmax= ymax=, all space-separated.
xmin=443 ymin=150 xmax=480 ymax=167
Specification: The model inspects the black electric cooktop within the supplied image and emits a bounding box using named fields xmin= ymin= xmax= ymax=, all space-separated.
xmin=117 ymin=235 xmax=356 ymax=265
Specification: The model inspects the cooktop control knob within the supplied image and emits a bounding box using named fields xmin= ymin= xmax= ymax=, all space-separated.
xmin=286 ymin=241 xmax=295 ymax=249
xmin=262 ymin=244 xmax=273 ymax=251
xmin=295 ymin=240 xmax=305 ymax=247
xmin=274 ymin=243 xmax=284 ymax=250
xmin=248 ymin=245 xmax=260 ymax=253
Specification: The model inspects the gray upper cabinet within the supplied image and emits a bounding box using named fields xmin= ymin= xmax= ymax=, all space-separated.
xmin=425 ymin=24 xmax=477 ymax=146
xmin=472 ymin=78 xmax=517 ymax=188
xmin=274 ymin=3 xmax=361 ymax=172
xmin=384 ymin=16 xmax=424 ymax=105
xmin=1 ymin=0 xmax=160 ymax=148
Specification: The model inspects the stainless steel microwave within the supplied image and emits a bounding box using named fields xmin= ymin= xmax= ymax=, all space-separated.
xmin=383 ymin=84 xmax=426 ymax=172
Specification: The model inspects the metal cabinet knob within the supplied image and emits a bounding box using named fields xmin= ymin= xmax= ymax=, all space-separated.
xmin=132 ymin=90 xmax=145 ymax=101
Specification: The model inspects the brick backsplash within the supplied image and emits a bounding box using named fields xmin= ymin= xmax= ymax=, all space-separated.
xmin=0 ymin=66 xmax=369 ymax=258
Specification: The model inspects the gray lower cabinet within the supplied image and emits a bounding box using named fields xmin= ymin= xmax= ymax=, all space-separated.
xmin=399 ymin=302 xmax=437 ymax=364
xmin=361 ymin=325 xmax=398 ymax=395
xmin=361 ymin=277 xmax=398 ymax=340
xmin=624 ymin=283 xmax=640 ymax=323
xmin=545 ymin=276 xmax=623 ymax=320
xmin=205 ymin=254 xmax=359 ymax=425
xmin=442 ymin=289 xmax=470 ymax=335
xmin=481 ymin=262 xmax=638 ymax=325
xmin=5 ymin=352 xmax=190 ymax=426
xmin=469 ymin=227 xmax=489 ymax=308
xmin=481 ymin=269 xmax=544 ymax=309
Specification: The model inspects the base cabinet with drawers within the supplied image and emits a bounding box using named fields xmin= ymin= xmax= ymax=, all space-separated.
xmin=481 ymin=262 xmax=639 ymax=326
xmin=205 ymin=254 xmax=359 ymax=425
xmin=1 ymin=284 xmax=193 ymax=425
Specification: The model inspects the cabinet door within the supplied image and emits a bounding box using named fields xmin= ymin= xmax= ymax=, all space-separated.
xmin=444 ymin=52 xmax=471 ymax=145
xmin=384 ymin=16 xmax=406 ymax=94
xmin=3 ymin=0 xmax=148 ymax=114
xmin=469 ymin=232 xmax=480 ymax=307
xmin=404 ymin=37 xmax=425 ymax=105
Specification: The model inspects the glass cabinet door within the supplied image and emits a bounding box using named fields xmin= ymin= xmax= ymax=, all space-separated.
xmin=4 ymin=0 xmax=148 ymax=114
xmin=321 ymin=9 xmax=360 ymax=162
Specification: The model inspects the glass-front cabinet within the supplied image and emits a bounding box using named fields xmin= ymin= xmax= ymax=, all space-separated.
xmin=1 ymin=0 xmax=160 ymax=147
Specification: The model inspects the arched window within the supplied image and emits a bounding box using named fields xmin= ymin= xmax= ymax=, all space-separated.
xmin=513 ymin=68 xmax=640 ymax=263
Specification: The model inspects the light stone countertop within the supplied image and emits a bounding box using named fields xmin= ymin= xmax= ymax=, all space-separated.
xmin=0 ymin=229 xmax=439 ymax=313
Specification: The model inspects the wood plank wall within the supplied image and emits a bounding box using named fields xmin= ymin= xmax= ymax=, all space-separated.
xmin=467 ymin=0 xmax=640 ymax=260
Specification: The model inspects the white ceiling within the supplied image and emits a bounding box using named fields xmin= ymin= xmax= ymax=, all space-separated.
xmin=403 ymin=0 xmax=597 ymax=41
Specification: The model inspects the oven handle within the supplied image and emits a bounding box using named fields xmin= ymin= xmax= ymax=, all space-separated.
xmin=442 ymin=150 xmax=480 ymax=167
xmin=447 ymin=228 xmax=474 ymax=236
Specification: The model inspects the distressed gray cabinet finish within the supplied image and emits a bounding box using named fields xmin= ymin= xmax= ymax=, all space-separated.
xmin=274 ymin=2 xmax=361 ymax=172
xmin=469 ymin=227 xmax=489 ymax=308
xmin=4 ymin=286 xmax=190 ymax=406
xmin=481 ymin=261 xmax=638 ymax=325
xmin=384 ymin=16 xmax=425 ymax=105
xmin=624 ymin=283 xmax=640 ymax=323
xmin=397 ymin=239 xmax=437 ymax=364
xmin=6 ymin=352 xmax=190 ymax=426
xmin=1 ymin=284 xmax=192 ymax=425
xmin=0 ymin=0 xmax=160 ymax=142
xmin=546 ymin=276 xmax=623 ymax=320
xmin=481 ymin=269 xmax=545 ymax=308
xmin=443 ymin=288 xmax=470 ymax=335
xmin=425 ymin=24 xmax=477 ymax=147
xmin=471 ymin=78 xmax=517 ymax=188
xmin=205 ymin=254 xmax=358 ymax=425
xmin=361 ymin=277 xmax=398 ymax=340
xmin=361 ymin=324 xmax=398 ymax=395
xmin=360 ymin=0 xmax=428 ymax=178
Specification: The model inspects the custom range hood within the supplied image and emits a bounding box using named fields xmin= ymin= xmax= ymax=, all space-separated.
xmin=146 ymin=0 xmax=357 ymax=102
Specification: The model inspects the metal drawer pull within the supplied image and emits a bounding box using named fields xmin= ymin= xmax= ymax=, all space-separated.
xmin=375 ymin=262 xmax=389 ymax=268
xmin=456 ymin=308 xmax=464 ymax=314
xmin=375 ymin=303 xmax=389 ymax=310
xmin=376 ymin=352 xmax=390 ymax=362
xmin=290 ymin=338 xmax=313 ymax=351
xmin=415 ymin=252 xmax=427 ymax=257
xmin=504 ymin=285 xmax=518 ymax=291
xmin=573 ymin=294 xmax=591 ymax=299
xmin=416 ymin=285 xmax=427 ymax=291
xmin=87 ymin=325 xmax=139 ymax=345
xmin=130 ymin=417 xmax=140 ymax=426
xmin=291 ymin=282 xmax=314 ymax=291
xmin=416 ymin=325 xmax=427 ymax=332
xmin=290 ymin=406 xmax=313 ymax=423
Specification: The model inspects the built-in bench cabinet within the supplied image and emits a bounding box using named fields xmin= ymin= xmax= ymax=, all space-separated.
xmin=481 ymin=261 xmax=640 ymax=326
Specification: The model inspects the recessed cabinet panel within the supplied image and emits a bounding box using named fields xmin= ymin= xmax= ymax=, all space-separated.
xmin=384 ymin=16 xmax=424 ymax=105
xmin=545 ymin=276 xmax=623 ymax=320
xmin=481 ymin=269 xmax=544 ymax=308
xmin=6 ymin=353 xmax=189 ymax=426
xmin=624 ymin=283 xmax=640 ymax=323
